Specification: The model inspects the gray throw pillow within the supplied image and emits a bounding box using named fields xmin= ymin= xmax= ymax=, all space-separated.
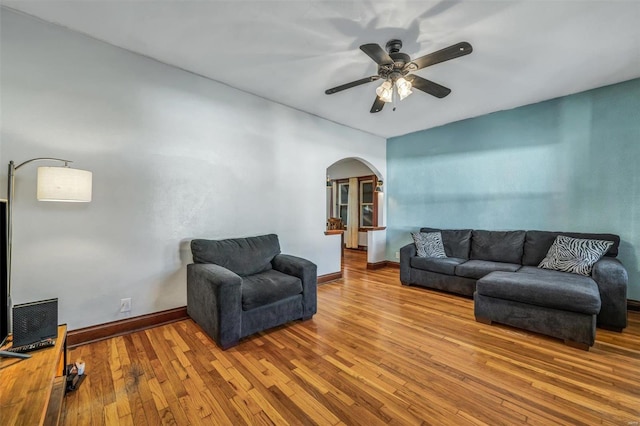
xmin=538 ymin=235 xmax=613 ymax=276
xmin=411 ymin=232 xmax=447 ymax=258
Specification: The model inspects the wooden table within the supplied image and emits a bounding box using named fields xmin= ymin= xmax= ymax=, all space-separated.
xmin=0 ymin=324 xmax=68 ymax=425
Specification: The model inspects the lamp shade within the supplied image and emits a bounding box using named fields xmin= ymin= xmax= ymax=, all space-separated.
xmin=37 ymin=166 xmax=92 ymax=202
xmin=395 ymin=77 xmax=413 ymax=100
xmin=375 ymin=81 xmax=393 ymax=103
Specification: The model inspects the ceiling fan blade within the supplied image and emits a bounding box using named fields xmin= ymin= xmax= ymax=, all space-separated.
xmin=411 ymin=41 xmax=472 ymax=70
xmin=370 ymin=96 xmax=385 ymax=113
xmin=325 ymin=76 xmax=380 ymax=94
xmin=360 ymin=44 xmax=394 ymax=66
xmin=407 ymin=75 xmax=451 ymax=98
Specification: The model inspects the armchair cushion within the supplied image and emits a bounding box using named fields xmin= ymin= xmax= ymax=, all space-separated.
xmin=241 ymin=270 xmax=303 ymax=311
xmin=191 ymin=234 xmax=281 ymax=276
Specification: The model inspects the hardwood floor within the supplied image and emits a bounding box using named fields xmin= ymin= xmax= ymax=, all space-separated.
xmin=63 ymin=250 xmax=640 ymax=425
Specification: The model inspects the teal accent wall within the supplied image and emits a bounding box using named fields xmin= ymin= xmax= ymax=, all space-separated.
xmin=387 ymin=78 xmax=640 ymax=300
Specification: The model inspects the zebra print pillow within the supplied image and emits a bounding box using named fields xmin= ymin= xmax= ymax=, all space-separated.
xmin=538 ymin=235 xmax=613 ymax=276
xmin=411 ymin=232 xmax=447 ymax=258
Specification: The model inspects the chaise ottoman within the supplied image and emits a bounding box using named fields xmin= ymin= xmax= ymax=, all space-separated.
xmin=474 ymin=271 xmax=602 ymax=350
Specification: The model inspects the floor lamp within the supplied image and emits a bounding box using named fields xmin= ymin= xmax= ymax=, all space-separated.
xmin=4 ymin=158 xmax=92 ymax=339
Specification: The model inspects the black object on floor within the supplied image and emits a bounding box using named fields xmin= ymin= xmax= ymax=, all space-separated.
xmin=66 ymin=364 xmax=86 ymax=392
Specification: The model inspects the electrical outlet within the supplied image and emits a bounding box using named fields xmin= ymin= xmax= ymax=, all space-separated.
xmin=395 ymin=251 xmax=400 ymax=259
xmin=120 ymin=298 xmax=132 ymax=313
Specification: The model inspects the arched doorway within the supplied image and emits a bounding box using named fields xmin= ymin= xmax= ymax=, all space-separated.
xmin=326 ymin=158 xmax=385 ymax=271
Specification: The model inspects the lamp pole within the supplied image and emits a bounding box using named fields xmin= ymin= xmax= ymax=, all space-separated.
xmin=5 ymin=158 xmax=74 ymax=332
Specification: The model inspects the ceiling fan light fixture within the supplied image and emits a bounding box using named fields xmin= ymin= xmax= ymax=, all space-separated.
xmin=396 ymin=77 xmax=413 ymax=100
xmin=324 ymin=39 xmax=472 ymax=113
xmin=376 ymin=80 xmax=393 ymax=103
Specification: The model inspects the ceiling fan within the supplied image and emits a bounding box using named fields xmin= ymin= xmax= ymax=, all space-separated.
xmin=325 ymin=39 xmax=472 ymax=113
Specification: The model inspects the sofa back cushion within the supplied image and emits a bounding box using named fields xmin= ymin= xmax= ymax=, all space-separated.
xmin=470 ymin=230 xmax=526 ymax=264
xmin=191 ymin=234 xmax=281 ymax=276
xmin=522 ymin=230 xmax=619 ymax=266
xmin=420 ymin=228 xmax=472 ymax=259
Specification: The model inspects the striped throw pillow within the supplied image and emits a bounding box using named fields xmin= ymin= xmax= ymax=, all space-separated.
xmin=411 ymin=232 xmax=447 ymax=258
xmin=538 ymin=235 xmax=613 ymax=276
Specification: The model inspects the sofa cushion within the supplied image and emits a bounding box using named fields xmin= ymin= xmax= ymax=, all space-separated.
xmin=191 ymin=234 xmax=280 ymax=277
xmin=411 ymin=232 xmax=447 ymax=258
xmin=476 ymin=271 xmax=601 ymax=315
xmin=455 ymin=260 xmax=521 ymax=280
xmin=411 ymin=257 xmax=466 ymax=275
xmin=420 ymin=228 xmax=472 ymax=259
xmin=517 ymin=265 xmax=595 ymax=281
xmin=470 ymin=230 xmax=526 ymax=264
xmin=241 ymin=269 xmax=302 ymax=311
xmin=538 ymin=235 xmax=613 ymax=276
xmin=522 ymin=230 xmax=619 ymax=266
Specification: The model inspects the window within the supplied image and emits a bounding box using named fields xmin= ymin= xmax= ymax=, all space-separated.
xmin=333 ymin=175 xmax=378 ymax=229
xmin=360 ymin=179 xmax=374 ymax=227
xmin=337 ymin=182 xmax=349 ymax=225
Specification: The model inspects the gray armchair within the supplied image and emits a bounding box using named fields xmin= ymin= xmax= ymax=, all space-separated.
xmin=187 ymin=234 xmax=317 ymax=349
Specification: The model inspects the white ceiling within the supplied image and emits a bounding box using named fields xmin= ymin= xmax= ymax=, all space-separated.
xmin=3 ymin=1 xmax=640 ymax=138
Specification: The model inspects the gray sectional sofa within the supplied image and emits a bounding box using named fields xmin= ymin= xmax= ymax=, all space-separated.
xmin=400 ymin=228 xmax=628 ymax=349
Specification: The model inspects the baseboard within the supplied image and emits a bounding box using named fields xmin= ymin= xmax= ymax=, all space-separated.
xmin=318 ymin=271 xmax=342 ymax=284
xmin=367 ymin=260 xmax=400 ymax=269
xmin=628 ymin=299 xmax=640 ymax=311
xmin=367 ymin=261 xmax=387 ymax=270
xmin=67 ymin=306 xmax=188 ymax=348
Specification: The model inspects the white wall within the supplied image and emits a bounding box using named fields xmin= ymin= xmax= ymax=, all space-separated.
xmin=0 ymin=10 xmax=386 ymax=329
xmin=367 ymin=230 xmax=387 ymax=264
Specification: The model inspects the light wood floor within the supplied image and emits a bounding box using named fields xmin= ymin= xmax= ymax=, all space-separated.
xmin=63 ymin=250 xmax=640 ymax=425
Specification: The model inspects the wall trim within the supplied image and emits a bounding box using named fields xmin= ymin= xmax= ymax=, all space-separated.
xmin=318 ymin=271 xmax=342 ymax=284
xmin=67 ymin=306 xmax=188 ymax=348
xmin=628 ymin=300 xmax=640 ymax=311
xmin=367 ymin=261 xmax=388 ymax=270
xmin=386 ymin=261 xmax=400 ymax=269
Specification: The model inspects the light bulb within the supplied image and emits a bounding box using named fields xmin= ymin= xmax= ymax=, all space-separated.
xmin=375 ymin=80 xmax=393 ymax=103
xmin=395 ymin=77 xmax=413 ymax=100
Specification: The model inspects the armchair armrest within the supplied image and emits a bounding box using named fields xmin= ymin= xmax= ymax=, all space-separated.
xmin=272 ymin=254 xmax=317 ymax=318
xmin=591 ymin=257 xmax=628 ymax=330
xmin=187 ymin=263 xmax=243 ymax=349
xmin=400 ymin=243 xmax=416 ymax=285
